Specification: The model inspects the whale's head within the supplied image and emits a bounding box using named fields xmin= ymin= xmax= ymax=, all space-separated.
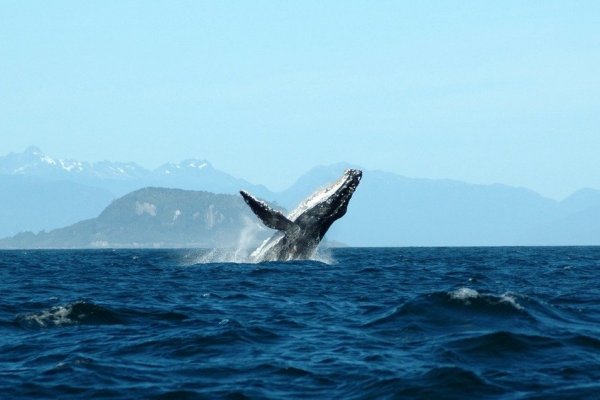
xmin=326 ymin=168 xmax=362 ymax=217
xmin=331 ymin=168 xmax=362 ymax=205
xmin=291 ymin=168 xmax=362 ymax=239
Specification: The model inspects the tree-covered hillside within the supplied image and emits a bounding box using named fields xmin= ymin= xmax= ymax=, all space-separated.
xmin=0 ymin=188 xmax=270 ymax=249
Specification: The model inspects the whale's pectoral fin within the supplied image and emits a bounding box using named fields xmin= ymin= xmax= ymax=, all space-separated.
xmin=240 ymin=191 xmax=295 ymax=232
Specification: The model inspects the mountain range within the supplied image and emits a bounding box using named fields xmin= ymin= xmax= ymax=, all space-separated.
xmin=0 ymin=146 xmax=271 ymax=238
xmin=1 ymin=146 xmax=599 ymax=247
xmin=0 ymin=146 xmax=272 ymax=197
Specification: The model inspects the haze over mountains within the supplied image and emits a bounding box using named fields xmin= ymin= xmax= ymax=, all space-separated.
xmin=0 ymin=146 xmax=271 ymax=238
xmin=0 ymin=146 xmax=272 ymax=198
xmin=1 ymin=146 xmax=599 ymax=247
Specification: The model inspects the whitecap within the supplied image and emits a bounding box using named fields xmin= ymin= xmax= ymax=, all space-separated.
xmin=21 ymin=304 xmax=76 ymax=327
xmin=499 ymin=292 xmax=524 ymax=310
xmin=449 ymin=287 xmax=479 ymax=300
xmin=17 ymin=301 xmax=118 ymax=328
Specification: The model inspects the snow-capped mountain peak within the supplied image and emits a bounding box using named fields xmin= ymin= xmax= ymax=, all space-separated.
xmin=0 ymin=146 xmax=146 ymax=179
xmin=0 ymin=147 xmax=272 ymax=198
xmin=155 ymin=159 xmax=213 ymax=175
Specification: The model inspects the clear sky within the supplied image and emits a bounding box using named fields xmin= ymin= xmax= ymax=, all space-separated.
xmin=1 ymin=1 xmax=598 ymax=199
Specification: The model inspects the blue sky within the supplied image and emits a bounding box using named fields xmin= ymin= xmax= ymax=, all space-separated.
xmin=1 ymin=1 xmax=598 ymax=199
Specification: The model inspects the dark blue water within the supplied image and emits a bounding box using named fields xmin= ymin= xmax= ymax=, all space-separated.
xmin=1 ymin=248 xmax=600 ymax=399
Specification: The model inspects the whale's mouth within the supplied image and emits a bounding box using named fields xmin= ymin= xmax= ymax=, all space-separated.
xmin=344 ymin=168 xmax=362 ymax=178
xmin=342 ymin=169 xmax=362 ymax=192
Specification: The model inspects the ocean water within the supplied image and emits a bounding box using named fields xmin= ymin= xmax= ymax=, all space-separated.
xmin=1 ymin=247 xmax=600 ymax=399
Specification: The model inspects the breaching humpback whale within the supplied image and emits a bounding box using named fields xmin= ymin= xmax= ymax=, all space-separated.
xmin=240 ymin=169 xmax=362 ymax=262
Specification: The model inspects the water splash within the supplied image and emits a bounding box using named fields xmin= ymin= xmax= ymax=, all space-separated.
xmin=235 ymin=216 xmax=266 ymax=260
xmin=311 ymin=246 xmax=336 ymax=264
xmin=184 ymin=218 xmax=335 ymax=265
xmin=191 ymin=248 xmax=250 ymax=264
xmin=450 ymin=287 xmax=480 ymax=300
xmin=183 ymin=217 xmax=262 ymax=263
xmin=187 ymin=246 xmax=335 ymax=265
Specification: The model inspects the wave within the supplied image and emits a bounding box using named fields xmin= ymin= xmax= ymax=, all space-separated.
xmin=444 ymin=330 xmax=600 ymax=382
xmin=117 ymin=319 xmax=281 ymax=358
xmin=448 ymin=287 xmax=526 ymax=312
xmin=449 ymin=331 xmax=563 ymax=356
xmin=15 ymin=301 xmax=189 ymax=329
xmin=15 ymin=301 xmax=121 ymax=328
xmin=450 ymin=331 xmax=600 ymax=357
xmin=364 ymin=287 xmax=533 ymax=330
xmin=4 ymin=247 xmax=600 ymax=398
xmin=416 ymin=366 xmax=505 ymax=396
xmin=357 ymin=366 xmax=505 ymax=398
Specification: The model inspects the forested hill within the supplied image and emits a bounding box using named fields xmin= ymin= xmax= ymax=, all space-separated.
xmin=0 ymin=188 xmax=270 ymax=249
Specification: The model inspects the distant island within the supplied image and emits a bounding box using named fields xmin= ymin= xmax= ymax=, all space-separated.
xmin=0 ymin=188 xmax=271 ymax=249
xmin=1 ymin=146 xmax=599 ymax=248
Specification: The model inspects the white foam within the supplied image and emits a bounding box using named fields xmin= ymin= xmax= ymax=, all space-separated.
xmin=23 ymin=305 xmax=76 ymax=327
xmin=450 ymin=287 xmax=479 ymax=300
xmin=448 ymin=288 xmax=524 ymax=311
xmin=499 ymin=292 xmax=524 ymax=310
xmin=190 ymin=248 xmax=244 ymax=264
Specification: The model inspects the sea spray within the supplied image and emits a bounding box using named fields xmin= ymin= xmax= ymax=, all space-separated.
xmin=184 ymin=217 xmax=335 ymax=265
xmin=186 ymin=217 xmax=267 ymax=264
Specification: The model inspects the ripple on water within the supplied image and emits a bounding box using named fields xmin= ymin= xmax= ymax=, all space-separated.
xmin=2 ymin=247 xmax=600 ymax=399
